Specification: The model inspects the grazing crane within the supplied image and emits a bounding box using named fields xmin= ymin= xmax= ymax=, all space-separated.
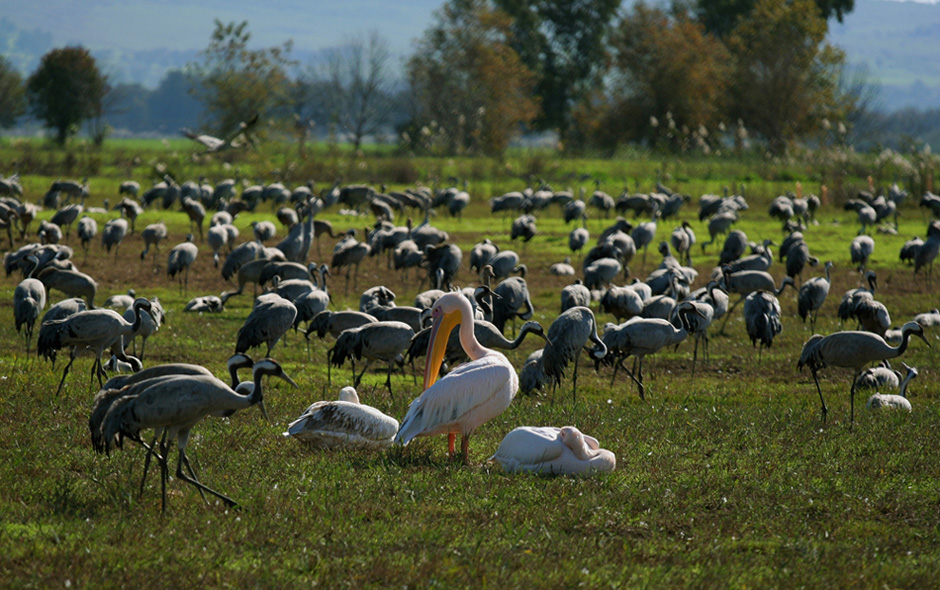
xmin=797 ymin=321 xmax=929 ymax=423
xmin=743 ymin=290 xmax=783 ymax=359
xmin=630 ymin=206 xmax=658 ymax=270
xmin=670 ymin=221 xmax=696 ymax=266
xmin=395 ymin=293 xmax=518 ymax=464
xmin=488 ymin=426 xmax=616 ymax=476
xmin=14 ymin=259 xmax=46 ymax=354
xmin=719 ymin=229 xmax=748 ymax=265
xmin=50 ymin=203 xmax=84 ymax=240
xmin=207 ymin=224 xmax=228 ymax=267
xmin=38 ymin=297 xmax=152 ymax=394
xmin=561 ymin=280 xmax=591 ymax=312
xmin=488 ymin=250 xmax=526 ymax=281
xmin=798 ymin=260 xmax=833 ymax=332
xmin=328 ymin=321 xmax=415 ymax=397
xmin=550 ymin=257 xmax=576 ymax=276
xmin=139 ymin=222 xmax=168 ymax=263
xmin=673 ymin=298 xmax=715 ymax=375
xmin=854 ymin=361 xmax=901 ymax=392
xmin=251 ymin=220 xmax=277 ymax=243
xmin=180 ymin=197 xmax=206 ymax=241
xmin=600 ymin=302 xmax=701 ymax=398
xmin=837 ymin=270 xmax=878 ymax=326
xmin=94 ymin=358 xmax=295 ymax=511
xmin=914 ymin=221 xmax=940 ymax=283
xmin=569 ymin=217 xmax=590 ymax=256
xmin=104 ymin=288 xmax=137 ymax=310
xmin=101 ymin=218 xmax=129 ymax=257
xmin=492 ymin=276 xmax=534 ymax=336
xmin=850 ymin=235 xmax=875 ymax=271
xmin=718 ymin=267 xmax=794 ymax=332
xmin=235 ymin=293 xmax=297 ymax=357
xmin=284 ymin=386 xmax=400 ymax=449
xmin=510 ymin=214 xmax=537 ymax=242
xmin=36 ymin=266 xmax=97 ymax=309
xmin=167 ymin=234 xmax=198 ymax=294
xmin=867 ymin=363 xmax=917 ymax=412
xmin=540 ymin=306 xmax=607 ymax=403
xmin=115 ymin=197 xmax=144 ymax=232
xmin=469 ymin=239 xmax=499 ymax=275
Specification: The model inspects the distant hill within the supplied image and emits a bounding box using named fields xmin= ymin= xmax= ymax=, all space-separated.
xmin=1 ymin=0 xmax=938 ymax=110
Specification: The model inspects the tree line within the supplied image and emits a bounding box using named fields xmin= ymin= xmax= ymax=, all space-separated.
xmin=6 ymin=0 xmax=934 ymax=157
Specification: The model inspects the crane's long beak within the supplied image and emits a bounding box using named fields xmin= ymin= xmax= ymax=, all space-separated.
xmin=257 ymin=400 xmax=271 ymax=423
xmin=424 ymin=310 xmax=459 ymax=390
xmin=918 ymin=333 xmax=931 ymax=347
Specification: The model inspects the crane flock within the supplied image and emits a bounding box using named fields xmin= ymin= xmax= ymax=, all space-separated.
xmin=2 ymin=172 xmax=937 ymax=509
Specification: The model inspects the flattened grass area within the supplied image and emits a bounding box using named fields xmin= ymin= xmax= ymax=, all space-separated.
xmin=0 ymin=141 xmax=939 ymax=588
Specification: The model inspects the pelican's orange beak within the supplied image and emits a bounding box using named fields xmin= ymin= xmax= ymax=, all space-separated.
xmin=424 ymin=308 xmax=460 ymax=390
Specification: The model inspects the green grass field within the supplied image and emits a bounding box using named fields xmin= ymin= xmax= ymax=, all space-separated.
xmin=1 ymin=140 xmax=938 ymax=588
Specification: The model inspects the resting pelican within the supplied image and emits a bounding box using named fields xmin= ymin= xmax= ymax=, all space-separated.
xmin=395 ymin=292 xmax=518 ymax=464
xmin=284 ymin=386 xmax=399 ymax=448
xmin=488 ymin=426 xmax=616 ymax=476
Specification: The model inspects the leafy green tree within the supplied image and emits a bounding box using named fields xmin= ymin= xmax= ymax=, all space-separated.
xmin=585 ymin=3 xmax=730 ymax=152
xmin=695 ymin=0 xmax=855 ymax=38
xmin=0 ymin=56 xmax=27 ymax=131
xmin=188 ymin=20 xmax=295 ymax=138
xmin=26 ymin=46 xmax=108 ymax=144
xmin=725 ymin=0 xmax=845 ymax=154
xmin=495 ymin=0 xmax=619 ymax=145
xmin=405 ymin=0 xmax=539 ymax=157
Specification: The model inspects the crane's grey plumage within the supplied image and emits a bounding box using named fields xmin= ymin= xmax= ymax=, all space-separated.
xmin=797 ymin=321 xmax=929 ymax=423
xmin=492 ymin=276 xmax=534 ymax=335
xmin=850 ymin=235 xmax=875 ymax=271
xmin=488 ymin=250 xmax=525 ymax=281
xmin=139 ymin=222 xmax=168 ymax=262
xmin=38 ymin=297 xmax=152 ymax=394
xmin=76 ymin=216 xmax=97 ymax=258
xmin=328 ymin=321 xmax=415 ymax=397
xmin=14 ymin=267 xmax=46 ymax=354
xmin=719 ymin=229 xmax=748 ymax=265
xmin=743 ymin=290 xmax=783 ymax=359
xmin=36 ymin=266 xmax=97 ymax=309
xmin=180 ymin=196 xmax=206 ymax=241
xmin=798 ymin=260 xmax=833 ymax=332
xmin=914 ymin=221 xmax=940 ymax=282
xmin=93 ymin=358 xmax=295 ymax=511
xmin=541 ymin=306 xmax=607 ymax=402
xmin=331 ymin=230 xmax=371 ymax=295
xmin=235 ymin=293 xmax=297 ymax=357
xmin=123 ymin=297 xmax=164 ymax=361
xmin=561 ymin=280 xmax=591 ymax=312
xmin=167 ymin=234 xmax=198 ymax=294
xmin=101 ymin=218 xmax=129 ymax=257
xmin=306 ymin=310 xmax=377 ymax=341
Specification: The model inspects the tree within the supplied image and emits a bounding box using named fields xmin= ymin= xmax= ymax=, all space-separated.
xmin=695 ymin=0 xmax=855 ymax=39
xmin=725 ymin=0 xmax=845 ymax=154
xmin=0 ymin=56 xmax=26 ymax=131
xmin=188 ymin=20 xmax=295 ymax=138
xmin=495 ymin=0 xmax=619 ymax=145
xmin=26 ymin=46 xmax=108 ymax=144
xmin=584 ymin=3 xmax=730 ymax=152
xmin=323 ymin=31 xmax=397 ymax=151
xmin=405 ymin=0 xmax=539 ymax=157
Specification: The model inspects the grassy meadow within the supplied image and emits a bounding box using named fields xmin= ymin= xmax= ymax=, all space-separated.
xmin=0 ymin=138 xmax=939 ymax=588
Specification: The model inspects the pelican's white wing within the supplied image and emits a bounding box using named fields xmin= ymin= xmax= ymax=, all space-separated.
xmin=396 ymin=351 xmax=517 ymax=445
xmin=286 ymin=400 xmax=399 ymax=448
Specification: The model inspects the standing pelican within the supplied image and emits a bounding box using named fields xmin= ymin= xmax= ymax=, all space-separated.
xmin=395 ymin=292 xmax=518 ymax=464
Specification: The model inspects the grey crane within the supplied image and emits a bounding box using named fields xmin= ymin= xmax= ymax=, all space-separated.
xmin=101 ymin=218 xmax=129 ymax=258
xmin=600 ymin=302 xmax=700 ymax=399
xmin=854 ymin=361 xmax=901 ymax=392
xmin=167 ymin=234 xmax=198 ymax=294
xmin=798 ymin=260 xmax=833 ymax=332
xmin=913 ymin=221 xmax=940 ymax=282
xmin=328 ymin=320 xmax=415 ymax=397
xmin=630 ymin=207 xmax=659 ymax=270
xmin=718 ymin=229 xmax=748 ymax=265
xmin=38 ymin=297 xmax=152 ymax=394
xmin=900 ymin=236 xmax=923 ymax=265
xmin=36 ymin=266 xmax=97 ymax=309
xmin=38 ymin=219 xmax=62 ymax=244
xmin=583 ymin=257 xmax=621 ymax=290
xmin=718 ymin=267 xmax=794 ymax=332
xmin=701 ymin=210 xmax=739 ymax=252
xmin=564 ymin=199 xmax=586 ymax=224
xmin=511 ymin=214 xmax=537 ymax=242
xmin=599 ymin=284 xmax=644 ymax=322
xmin=115 ymin=197 xmax=144 ymax=232
xmin=425 ymin=243 xmax=462 ymax=290
xmin=724 ymin=238 xmax=774 ymax=274
xmin=469 ymin=238 xmax=499 ymax=275
xmin=743 ymin=290 xmax=783 ymax=359
xmin=837 ymin=270 xmax=877 ymax=326
xmin=251 ymin=220 xmax=277 ymax=243
xmin=670 ymin=221 xmax=696 ymax=266
xmin=123 ymin=297 xmax=164 ymax=361
xmin=104 ymin=288 xmax=137 ymax=310
xmin=407 ymin=319 xmax=547 ymax=374
xmin=488 ymin=250 xmax=525 ymax=281
xmin=41 ymin=297 xmax=87 ymax=324
xmin=180 ymin=196 xmax=206 ymax=241
xmin=94 ymin=358 xmax=294 ymax=511
xmin=784 ymin=239 xmax=816 ymax=283
xmin=331 ymin=230 xmax=371 ymax=295
xmin=235 ymin=293 xmax=297 ymax=357
xmin=50 ymin=203 xmax=83 ymax=240
xmin=855 ymin=297 xmax=891 ymax=338
xmin=569 ymin=219 xmax=590 ymax=256
xmin=492 ymin=276 xmax=534 ymax=335
xmin=14 ymin=259 xmax=46 ymax=354
xmin=207 ymin=224 xmax=228 ymax=267
xmin=220 ymin=239 xmax=263 ymax=283
xmin=306 ymin=310 xmax=377 ymax=342
xmin=850 ymin=235 xmax=875 ymax=271
xmin=76 ymin=216 xmax=97 ymax=259
xmin=139 ymin=222 xmax=168 ymax=263
xmin=797 ymin=321 xmax=929 ymax=423
xmin=541 ymin=306 xmax=607 ymax=403
xmin=549 ymin=257 xmax=576 ymax=276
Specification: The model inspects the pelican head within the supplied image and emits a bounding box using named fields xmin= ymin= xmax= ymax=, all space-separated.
xmin=424 ymin=292 xmax=469 ymax=389
xmin=338 ymin=386 xmax=360 ymax=403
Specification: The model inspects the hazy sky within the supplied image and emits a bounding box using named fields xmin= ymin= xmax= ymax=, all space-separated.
xmin=6 ymin=0 xmax=442 ymax=56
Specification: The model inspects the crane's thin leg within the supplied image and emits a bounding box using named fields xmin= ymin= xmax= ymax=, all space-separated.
xmin=176 ymin=448 xmax=237 ymax=508
xmin=138 ymin=430 xmax=164 ymax=498
xmin=812 ymin=370 xmax=828 ymax=422
xmin=571 ymin=350 xmax=580 ymax=404
xmin=55 ymin=356 xmax=76 ymax=396
xmin=638 ymin=357 xmax=646 ymax=400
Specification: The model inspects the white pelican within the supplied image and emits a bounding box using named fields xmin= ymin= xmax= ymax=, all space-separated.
xmin=488 ymin=426 xmax=616 ymax=476
xmin=284 ymin=387 xmax=399 ymax=448
xmin=395 ymin=292 xmax=518 ymax=464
